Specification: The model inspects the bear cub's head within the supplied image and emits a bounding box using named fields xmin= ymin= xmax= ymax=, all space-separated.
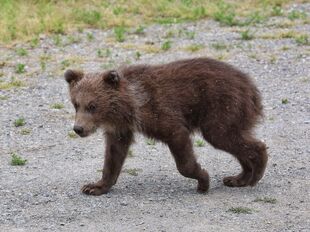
xmin=64 ymin=69 xmax=122 ymax=137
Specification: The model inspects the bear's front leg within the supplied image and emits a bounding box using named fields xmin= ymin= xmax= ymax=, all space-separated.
xmin=167 ymin=127 xmax=210 ymax=193
xmin=82 ymin=130 xmax=133 ymax=196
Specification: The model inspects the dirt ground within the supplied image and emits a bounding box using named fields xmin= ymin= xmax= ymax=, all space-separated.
xmin=0 ymin=3 xmax=309 ymax=232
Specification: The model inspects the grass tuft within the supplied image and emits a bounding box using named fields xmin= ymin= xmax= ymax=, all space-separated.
xmin=20 ymin=128 xmax=31 ymax=135
xmin=295 ymin=34 xmax=309 ymax=45
xmin=60 ymin=59 xmax=71 ymax=70
xmin=127 ymin=149 xmax=134 ymax=158
xmin=161 ymin=40 xmax=172 ymax=51
xmin=86 ymin=32 xmax=94 ymax=41
xmin=14 ymin=117 xmax=26 ymax=127
xmin=288 ymin=10 xmax=307 ymax=20
xmin=254 ymin=197 xmax=277 ymax=204
xmin=51 ymin=103 xmax=64 ymax=109
xmin=211 ymin=42 xmax=227 ymax=50
xmin=0 ymin=77 xmax=24 ymax=90
xmin=114 ymin=26 xmax=126 ymax=42
xmin=0 ymin=95 xmax=9 ymax=100
xmin=68 ymin=131 xmax=78 ymax=138
xmin=135 ymin=25 xmax=145 ymax=35
xmin=185 ymin=44 xmax=204 ymax=52
xmin=228 ymin=207 xmax=253 ymax=214
xmin=282 ymin=98 xmax=289 ymax=104
xmin=11 ymin=153 xmax=27 ymax=166
xmin=124 ymin=168 xmax=140 ymax=176
xmin=146 ymin=138 xmax=156 ymax=146
xmin=15 ymin=48 xmax=28 ymax=56
xmin=240 ymin=30 xmax=254 ymax=40
xmin=15 ymin=63 xmax=26 ymax=74
xmin=213 ymin=2 xmax=237 ymax=26
xmin=195 ymin=139 xmax=205 ymax=147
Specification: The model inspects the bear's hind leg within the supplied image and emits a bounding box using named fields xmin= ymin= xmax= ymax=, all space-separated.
xmin=201 ymin=128 xmax=267 ymax=187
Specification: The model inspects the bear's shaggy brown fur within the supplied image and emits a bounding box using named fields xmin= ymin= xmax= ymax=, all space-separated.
xmin=65 ymin=57 xmax=268 ymax=196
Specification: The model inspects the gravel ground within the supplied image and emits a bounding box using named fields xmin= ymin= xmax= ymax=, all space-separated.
xmin=1 ymin=3 xmax=309 ymax=232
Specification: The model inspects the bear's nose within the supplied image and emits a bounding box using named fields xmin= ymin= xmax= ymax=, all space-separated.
xmin=73 ymin=125 xmax=84 ymax=135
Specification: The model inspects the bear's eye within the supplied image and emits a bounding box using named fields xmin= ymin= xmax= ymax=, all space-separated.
xmin=87 ymin=104 xmax=96 ymax=113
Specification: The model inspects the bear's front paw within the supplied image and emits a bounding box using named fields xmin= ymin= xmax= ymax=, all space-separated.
xmin=81 ymin=182 xmax=110 ymax=196
xmin=197 ymin=170 xmax=210 ymax=193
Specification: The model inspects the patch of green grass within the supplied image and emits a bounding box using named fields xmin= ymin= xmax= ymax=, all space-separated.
xmin=0 ymin=0 xmax=299 ymax=44
xmin=185 ymin=44 xmax=204 ymax=52
xmin=156 ymin=17 xmax=184 ymax=25
xmin=269 ymin=55 xmax=277 ymax=64
xmin=281 ymin=31 xmax=295 ymax=39
xmin=52 ymin=34 xmax=62 ymax=46
xmin=15 ymin=63 xmax=26 ymax=74
xmin=101 ymin=61 xmax=115 ymax=69
xmin=20 ymin=128 xmax=31 ymax=135
xmin=97 ymin=48 xmax=112 ymax=58
xmin=271 ymin=6 xmax=283 ymax=16
xmin=51 ymin=103 xmax=64 ymax=109
xmin=165 ymin=30 xmax=175 ymax=38
xmin=14 ymin=117 xmax=26 ymax=127
xmin=161 ymin=40 xmax=172 ymax=51
xmin=97 ymin=49 xmax=104 ymax=58
xmin=0 ymin=95 xmax=8 ymax=100
xmin=254 ymin=197 xmax=277 ymax=204
xmin=60 ymin=59 xmax=71 ymax=70
xmin=192 ymin=6 xmax=207 ymax=19
xmin=211 ymin=42 xmax=227 ymax=50
xmin=135 ymin=51 xmax=141 ymax=60
xmin=146 ymin=138 xmax=156 ymax=146
xmin=228 ymin=207 xmax=253 ymax=214
xmin=281 ymin=46 xmax=289 ymax=51
xmin=86 ymin=32 xmax=94 ymax=41
xmin=74 ymin=9 xmax=102 ymax=26
xmin=39 ymin=54 xmax=51 ymax=72
xmin=0 ymin=61 xmax=6 ymax=68
xmin=68 ymin=130 xmax=78 ymax=138
xmin=30 ymin=37 xmax=39 ymax=48
xmin=67 ymin=35 xmax=81 ymax=44
xmin=127 ymin=149 xmax=134 ymax=158
xmin=135 ymin=25 xmax=145 ymax=35
xmin=40 ymin=61 xmax=46 ymax=71
xmin=295 ymin=34 xmax=309 ymax=46
xmin=15 ymin=48 xmax=28 ymax=56
xmin=288 ymin=10 xmax=307 ymax=20
xmin=213 ymin=2 xmax=237 ymax=26
xmin=0 ymin=77 xmax=24 ymax=90
xmin=216 ymin=53 xmax=228 ymax=61
xmin=240 ymin=30 xmax=254 ymax=40
xmin=114 ymin=26 xmax=126 ymax=42
xmin=11 ymin=153 xmax=27 ymax=166
xmin=183 ymin=30 xmax=195 ymax=39
xmin=282 ymin=98 xmax=289 ymax=104
xmin=124 ymin=168 xmax=140 ymax=176
xmin=195 ymin=139 xmax=205 ymax=147
xmin=243 ymin=11 xmax=266 ymax=25
xmin=113 ymin=7 xmax=125 ymax=16
xmin=105 ymin=48 xmax=112 ymax=57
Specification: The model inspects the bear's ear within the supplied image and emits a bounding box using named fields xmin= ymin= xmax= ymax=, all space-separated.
xmin=103 ymin=70 xmax=120 ymax=87
xmin=64 ymin=69 xmax=84 ymax=85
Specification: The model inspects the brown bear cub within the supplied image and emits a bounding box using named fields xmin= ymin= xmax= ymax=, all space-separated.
xmin=65 ymin=58 xmax=268 ymax=196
